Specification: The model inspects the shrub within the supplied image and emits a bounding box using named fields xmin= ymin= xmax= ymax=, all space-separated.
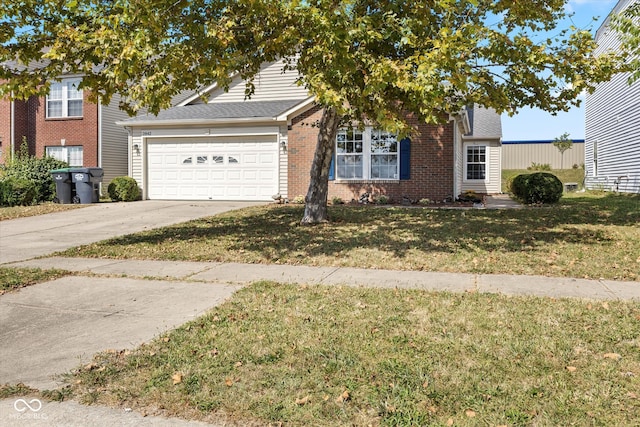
xmin=527 ymin=162 xmax=552 ymax=171
xmin=374 ymin=194 xmax=390 ymax=205
xmin=107 ymin=176 xmax=140 ymax=202
xmin=0 ymin=142 xmax=68 ymax=203
xmin=291 ymin=195 xmax=305 ymax=204
xmin=510 ymin=172 xmax=563 ymax=205
xmin=418 ymin=198 xmax=432 ymax=206
xmin=0 ymin=177 xmax=38 ymax=206
xmin=331 ymin=196 xmax=344 ymax=205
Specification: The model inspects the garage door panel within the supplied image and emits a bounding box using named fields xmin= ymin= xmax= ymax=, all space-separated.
xmin=147 ymin=138 xmax=278 ymax=201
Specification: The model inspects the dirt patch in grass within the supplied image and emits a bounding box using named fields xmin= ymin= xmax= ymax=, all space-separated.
xmin=67 ymin=282 xmax=640 ymax=426
xmin=0 ymin=203 xmax=86 ymax=221
xmin=61 ymin=192 xmax=640 ymax=281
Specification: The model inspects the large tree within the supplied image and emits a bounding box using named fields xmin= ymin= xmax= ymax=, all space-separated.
xmin=0 ymin=0 xmax=622 ymax=223
xmin=613 ymin=0 xmax=640 ymax=83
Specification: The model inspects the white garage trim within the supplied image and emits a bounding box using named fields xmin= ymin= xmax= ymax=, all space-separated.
xmin=146 ymin=136 xmax=279 ymax=201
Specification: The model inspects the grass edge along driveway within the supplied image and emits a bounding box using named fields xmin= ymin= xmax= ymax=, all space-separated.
xmin=60 ymin=192 xmax=640 ymax=281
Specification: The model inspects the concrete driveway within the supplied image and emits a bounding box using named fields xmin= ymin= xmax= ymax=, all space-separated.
xmin=0 ymin=200 xmax=261 ymax=264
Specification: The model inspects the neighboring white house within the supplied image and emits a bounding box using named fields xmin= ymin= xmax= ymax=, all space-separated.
xmin=585 ymin=0 xmax=640 ymax=193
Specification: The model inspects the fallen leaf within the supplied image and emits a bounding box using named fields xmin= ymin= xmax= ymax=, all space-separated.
xmin=162 ymin=337 xmax=170 ymax=342
xmin=566 ymin=366 xmax=577 ymax=372
xmin=627 ymin=392 xmax=638 ymax=399
xmin=422 ymin=381 xmax=429 ymax=388
xmin=335 ymin=390 xmax=350 ymax=403
xmin=225 ymin=378 xmax=234 ymax=387
xmin=446 ymin=418 xmax=454 ymax=426
xmin=602 ymin=302 xmax=610 ymax=310
xmin=295 ymin=396 xmax=311 ymax=405
xmin=604 ymin=353 xmax=622 ymax=360
xmin=234 ymin=361 xmax=243 ymax=368
xmin=465 ymin=409 xmax=476 ymax=417
xmin=172 ymin=373 xmax=183 ymax=385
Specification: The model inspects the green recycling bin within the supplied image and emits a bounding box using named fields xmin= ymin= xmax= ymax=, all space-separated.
xmin=70 ymin=168 xmax=103 ymax=204
xmin=50 ymin=168 xmax=74 ymax=204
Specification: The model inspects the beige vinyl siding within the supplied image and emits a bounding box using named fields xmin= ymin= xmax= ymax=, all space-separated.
xmin=461 ymin=140 xmax=501 ymax=194
xmin=204 ymin=61 xmax=309 ymax=103
xmin=130 ymin=131 xmax=144 ymax=195
xmin=279 ymin=125 xmax=288 ymax=198
xmin=502 ymin=141 xmax=585 ymax=169
xmin=99 ymin=94 xmax=130 ymax=188
xmin=585 ymin=0 xmax=640 ymax=193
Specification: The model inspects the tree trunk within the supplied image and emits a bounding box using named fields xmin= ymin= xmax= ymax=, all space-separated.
xmin=300 ymin=106 xmax=340 ymax=225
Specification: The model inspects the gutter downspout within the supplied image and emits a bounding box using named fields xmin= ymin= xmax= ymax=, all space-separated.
xmin=10 ymin=93 xmax=15 ymax=159
xmin=97 ymin=97 xmax=103 ymax=195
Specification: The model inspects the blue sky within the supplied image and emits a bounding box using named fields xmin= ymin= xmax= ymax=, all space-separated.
xmin=501 ymin=0 xmax=620 ymax=141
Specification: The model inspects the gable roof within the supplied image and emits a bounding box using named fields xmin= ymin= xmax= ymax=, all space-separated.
xmin=118 ymin=99 xmax=309 ymax=126
xmin=464 ymin=105 xmax=502 ymax=140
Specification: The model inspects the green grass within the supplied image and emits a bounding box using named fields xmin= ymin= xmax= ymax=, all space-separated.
xmin=61 ymin=192 xmax=640 ymax=281
xmin=0 ymin=202 xmax=86 ymax=221
xmin=0 ymin=267 xmax=71 ymax=293
xmin=68 ymin=281 xmax=640 ymax=426
xmin=502 ymin=168 xmax=586 ymax=193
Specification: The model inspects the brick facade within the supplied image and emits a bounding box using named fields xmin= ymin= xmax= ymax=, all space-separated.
xmin=0 ymin=89 xmax=99 ymax=166
xmin=288 ymin=106 xmax=456 ymax=203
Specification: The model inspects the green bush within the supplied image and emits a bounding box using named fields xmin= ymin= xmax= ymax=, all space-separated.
xmin=0 ymin=143 xmax=68 ymax=202
xmin=0 ymin=177 xmax=38 ymax=206
xmin=527 ymin=162 xmax=552 ymax=171
xmin=510 ymin=172 xmax=563 ymax=205
xmin=107 ymin=176 xmax=140 ymax=202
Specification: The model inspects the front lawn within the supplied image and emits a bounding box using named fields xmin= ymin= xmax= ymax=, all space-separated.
xmin=61 ymin=192 xmax=640 ymax=281
xmin=0 ymin=202 xmax=86 ymax=221
xmin=68 ymin=282 xmax=640 ymax=426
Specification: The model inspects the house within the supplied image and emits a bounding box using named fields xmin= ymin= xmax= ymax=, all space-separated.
xmin=585 ymin=0 xmax=640 ymax=193
xmin=0 ymin=62 xmax=131 ymax=188
xmin=502 ymin=139 xmax=585 ymax=170
xmin=118 ymin=61 xmax=502 ymax=202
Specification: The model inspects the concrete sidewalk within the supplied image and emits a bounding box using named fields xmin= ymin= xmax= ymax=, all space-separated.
xmin=11 ymin=256 xmax=640 ymax=301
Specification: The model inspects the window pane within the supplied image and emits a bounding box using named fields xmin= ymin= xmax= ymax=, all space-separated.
xmin=371 ymin=154 xmax=398 ymax=179
xmin=48 ymin=83 xmax=63 ymax=100
xmin=68 ymin=147 xmax=83 ymax=166
xmin=45 ymin=147 xmax=65 ymax=162
xmin=67 ymin=81 xmax=82 ymax=99
xmin=337 ymin=154 xmax=363 ymax=179
xmin=47 ymin=100 xmax=63 ymax=118
xmin=67 ymin=100 xmax=83 ymax=117
xmin=229 ymin=156 xmax=239 ymax=164
xmin=197 ymin=155 xmax=208 ymax=164
xmin=182 ymin=156 xmax=192 ymax=164
xmin=371 ymin=130 xmax=398 ymax=153
xmin=212 ymin=155 xmax=223 ymax=164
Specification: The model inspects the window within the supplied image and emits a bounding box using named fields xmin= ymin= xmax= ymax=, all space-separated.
xmin=465 ymin=145 xmax=487 ymax=181
xmin=45 ymin=146 xmax=84 ymax=166
xmin=336 ymin=128 xmax=399 ymax=180
xmin=46 ymin=79 xmax=83 ymax=118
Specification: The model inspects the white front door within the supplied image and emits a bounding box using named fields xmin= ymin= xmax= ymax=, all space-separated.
xmin=147 ymin=137 xmax=279 ymax=200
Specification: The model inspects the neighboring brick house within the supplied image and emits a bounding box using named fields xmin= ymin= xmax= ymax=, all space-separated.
xmin=119 ymin=60 xmax=502 ymax=202
xmin=0 ymin=69 xmax=131 ymax=188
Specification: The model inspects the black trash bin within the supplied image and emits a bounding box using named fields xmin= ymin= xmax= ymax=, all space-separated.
xmin=70 ymin=168 xmax=104 ymax=204
xmin=50 ymin=168 xmax=74 ymax=204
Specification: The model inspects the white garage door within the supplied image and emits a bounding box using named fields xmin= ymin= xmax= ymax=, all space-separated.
xmin=147 ymin=137 xmax=279 ymax=201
